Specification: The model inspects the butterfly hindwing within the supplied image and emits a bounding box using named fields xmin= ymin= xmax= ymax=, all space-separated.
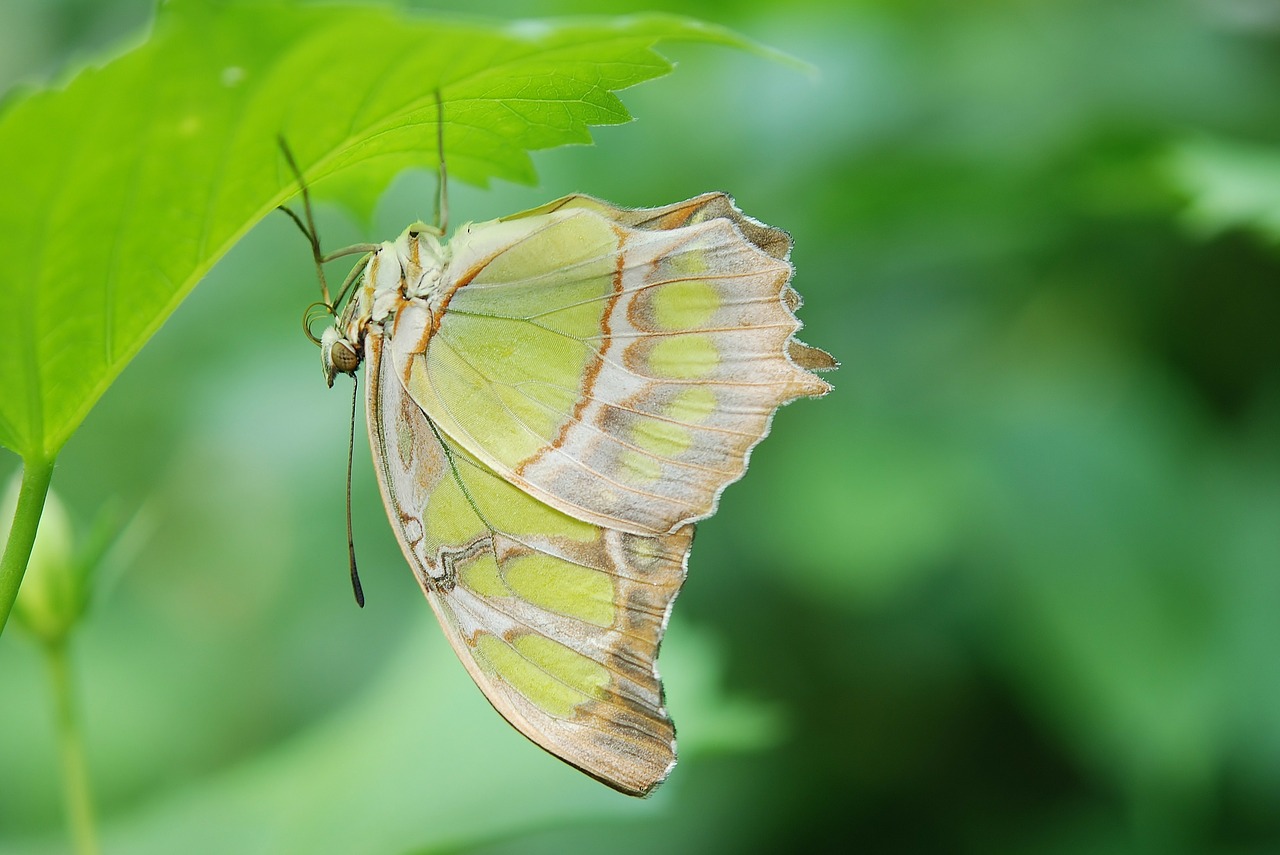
xmin=366 ymin=321 xmax=690 ymax=796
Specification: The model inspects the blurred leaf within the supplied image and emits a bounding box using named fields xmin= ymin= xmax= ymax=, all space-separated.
xmin=1 ymin=617 xmax=771 ymax=855
xmin=745 ymin=408 xmax=976 ymax=605
xmin=659 ymin=621 xmax=784 ymax=756
xmin=0 ymin=0 xmax=761 ymax=462
xmin=969 ymin=347 xmax=1225 ymax=821
xmin=1168 ymin=136 xmax=1280 ymax=240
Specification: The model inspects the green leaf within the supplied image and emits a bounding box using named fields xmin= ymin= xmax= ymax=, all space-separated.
xmin=1168 ymin=136 xmax=1280 ymax=241
xmin=0 ymin=0 xmax=766 ymax=462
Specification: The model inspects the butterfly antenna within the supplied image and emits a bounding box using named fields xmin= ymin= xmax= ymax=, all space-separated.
xmin=347 ymin=375 xmax=365 ymax=608
xmin=434 ymin=89 xmax=449 ymax=235
xmin=277 ymin=136 xmax=334 ymax=306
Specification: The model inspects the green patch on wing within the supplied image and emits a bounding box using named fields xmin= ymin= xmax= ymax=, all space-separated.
xmin=474 ymin=633 xmax=611 ymax=719
xmin=504 ymin=554 xmax=615 ymax=627
xmin=424 ymin=443 xmax=599 ymax=546
xmin=647 ymin=335 xmax=721 ymax=379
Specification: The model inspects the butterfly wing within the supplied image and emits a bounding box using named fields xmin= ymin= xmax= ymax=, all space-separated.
xmin=366 ymin=317 xmax=689 ymax=796
xmin=396 ymin=194 xmax=834 ymax=536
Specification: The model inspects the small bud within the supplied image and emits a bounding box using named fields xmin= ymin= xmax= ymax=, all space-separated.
xmin=2 ymin=473 xmax=79 ymax=644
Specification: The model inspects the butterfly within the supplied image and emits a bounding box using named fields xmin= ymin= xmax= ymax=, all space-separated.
xmin=283 ymin=144 xmax=834 ymax=796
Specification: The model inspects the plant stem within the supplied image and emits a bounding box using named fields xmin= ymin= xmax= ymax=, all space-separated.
xmin=46 ymin=639 xmax=100 ymax=855
xmin=0 ymin=455 xmax=56 ymax=636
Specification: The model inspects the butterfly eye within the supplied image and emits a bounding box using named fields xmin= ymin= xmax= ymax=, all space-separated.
xmin=330 ymin=340 xmax=361 ymax=374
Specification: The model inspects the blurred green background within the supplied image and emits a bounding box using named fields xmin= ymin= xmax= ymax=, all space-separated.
xmin=2 ymin=0 xmax=1279 ymax=852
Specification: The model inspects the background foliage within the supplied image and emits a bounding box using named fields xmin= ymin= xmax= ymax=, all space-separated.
xmin=2 ymin=0 xmax=1279 ymax=852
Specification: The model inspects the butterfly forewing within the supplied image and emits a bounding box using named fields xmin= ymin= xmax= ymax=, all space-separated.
xmin=396 ymin=194 xmax=833 ymax=536
xmin=366 ymin=323 xmax=689 ymax=796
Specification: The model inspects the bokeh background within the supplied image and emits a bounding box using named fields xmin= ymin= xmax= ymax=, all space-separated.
xmin=2 ymin=0 xmax=1279 ymax=852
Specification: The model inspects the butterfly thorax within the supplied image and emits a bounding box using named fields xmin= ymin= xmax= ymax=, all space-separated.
xmin=321 ymin=224 xmax=451 ymax=386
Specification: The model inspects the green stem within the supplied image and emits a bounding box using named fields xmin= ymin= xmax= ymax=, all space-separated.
xmin=0 ymin=455 xmax=56 ymax=636
xmin=46 ymin=639 xmax=100 ymax=855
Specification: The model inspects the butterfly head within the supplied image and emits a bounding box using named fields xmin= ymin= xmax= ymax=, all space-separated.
xmin=317 ymin=241 xmax=405 ymax=386
xmin=320 ymin=325 xmax=361 ymax=387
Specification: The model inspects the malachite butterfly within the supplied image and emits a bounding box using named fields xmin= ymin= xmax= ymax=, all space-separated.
xmin=288 ymin=147 xmax=835 ymax=795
